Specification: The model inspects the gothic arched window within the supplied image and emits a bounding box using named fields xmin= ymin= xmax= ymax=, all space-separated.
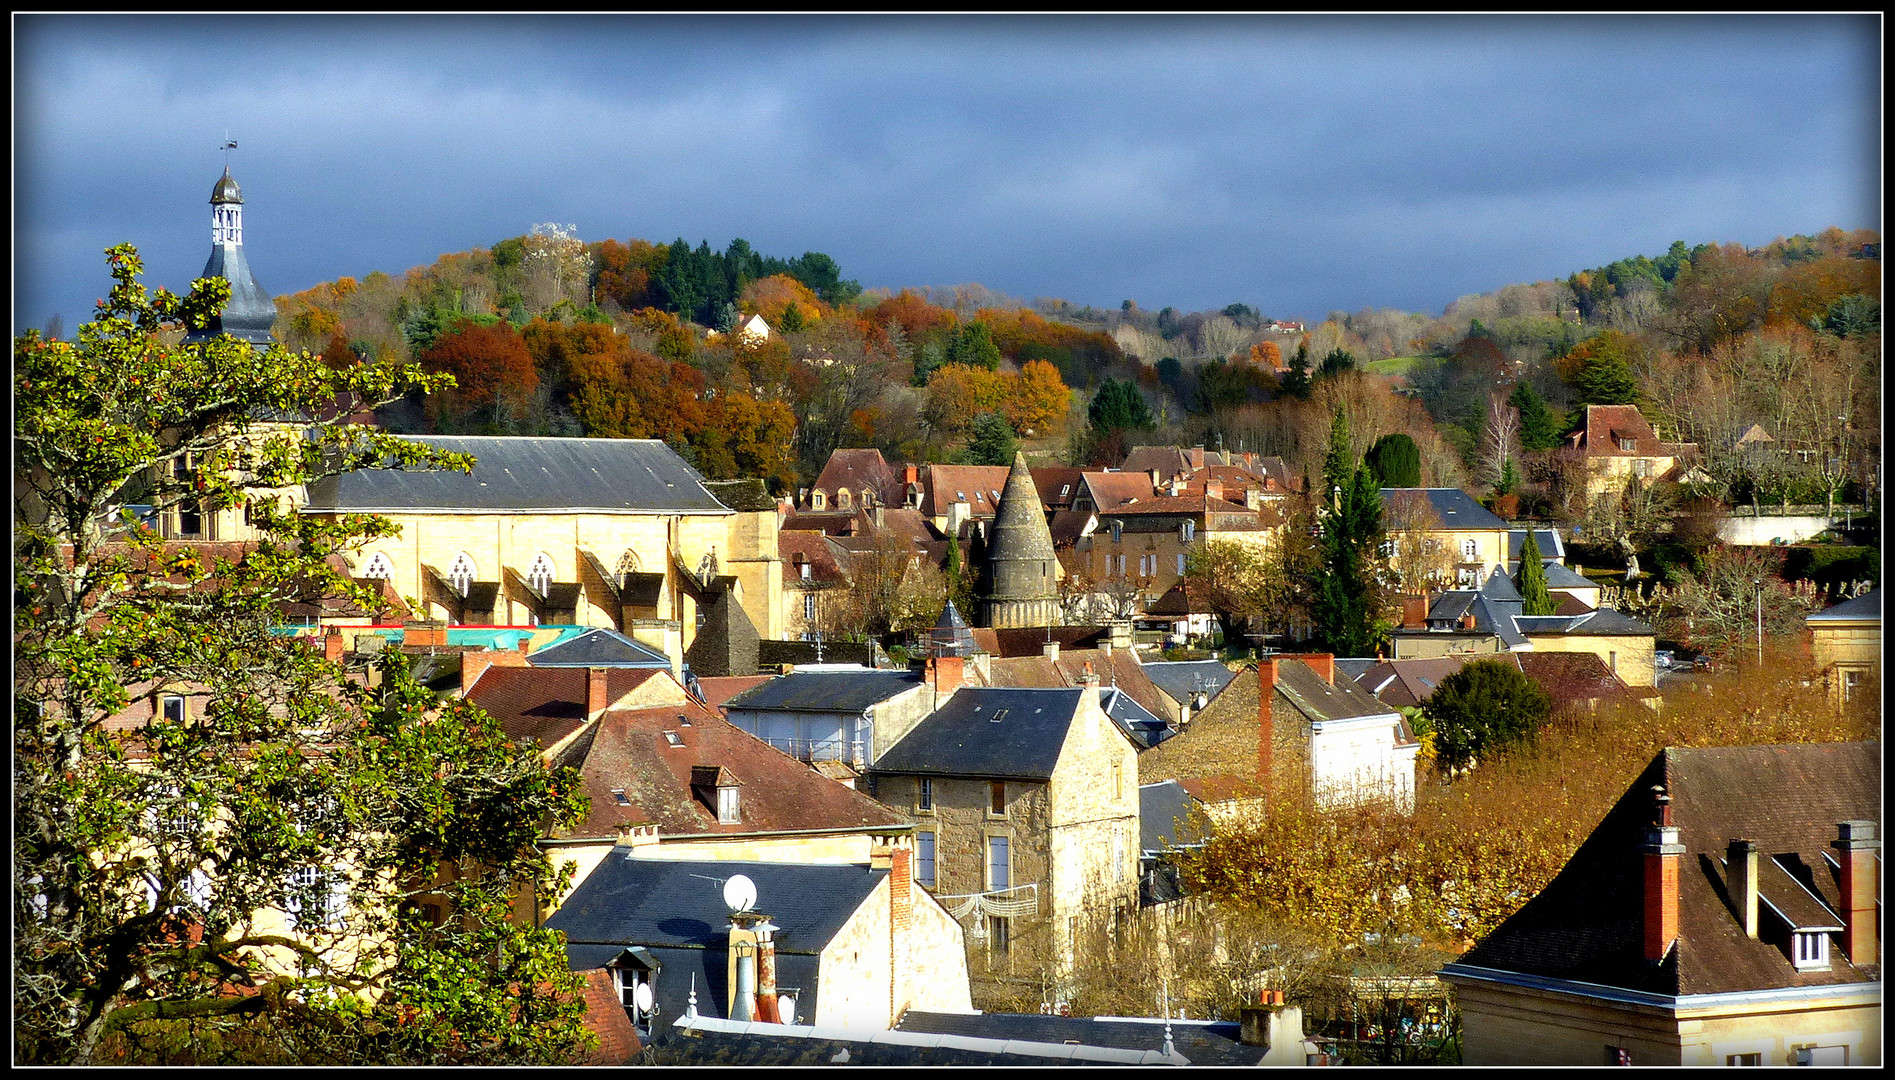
xmin=449 ymin=553 xmax=476 ymax=597
xmin=362 ymin=552 xmax=394 ymax=580
xmin=528 ymin=552 xmax=555 ymax=596
xmin=616 ymin=550 xmax=641 ymax=591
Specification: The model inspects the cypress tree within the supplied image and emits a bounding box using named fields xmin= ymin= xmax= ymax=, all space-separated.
xmin=1322 ymin=407 xmax=1353 ymax=500
xmin=1516 ymin=531 xmax=1556 ymax=615
xmin=1366 ymin=433 xmax=1421 ymax=488
xmin=1312 ymin=465 xmax=1387 ymax=657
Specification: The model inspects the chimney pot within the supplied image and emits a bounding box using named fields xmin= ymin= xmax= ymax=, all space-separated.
xmin=1640 ymin=785 xmax=1685 ymax=962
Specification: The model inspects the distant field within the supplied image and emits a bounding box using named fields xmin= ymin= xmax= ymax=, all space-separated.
xmin=1364 ymin=355 xmax=1434 ymax=376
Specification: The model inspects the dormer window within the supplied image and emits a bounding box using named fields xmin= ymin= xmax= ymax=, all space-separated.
xmin=838 ymin=489 xmax=852 ymax=509
xmin=691 ymin=765 xmax=742 ymax=823
xmin=718 ymin=785 xmax=741 ymax=824
xmin=1792 ymin=931 xmax=1830 ymax=970
xmin=161 ymin=694 xmax=186 ymax=724
xmin=1618 ymin=437 xmax=1637 ymax=452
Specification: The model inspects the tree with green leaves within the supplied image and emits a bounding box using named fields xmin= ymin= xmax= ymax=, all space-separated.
xmin=14 ymin=246 xmax=592 ymax=1064
xmin=1321 ymin=407 xmax=1354 ymax=499
xmin=1316 ymin=348 xmax=1357 ymax=379
xmin=963 ymin=410 xmax=1018 ymax=466
xmin=1311 ymin=465 xmax=1387 ymax=657
xmin=1515 ymin=531 xmax=1556 ymax=615
xmin=1422 ymin=658 xmax=1552 ymax=774
xmin=1509 ymin=381 xmax=1564 ymax=452
xmin=778 ymin=300 xmax=807 ymax=333
xmin=947 ymin=319 xmax=1002 ymax=370
xmin=1280 ymin=340 xmax=1312 ymax=399
xmin=1183 ymin=537 xmax=1271 ymax=648
xmin=1365 ymin=433 xmax=1420 ymax=488
xmin=1087 ymin=378 xmax=1156 ymax=439
xmin=1564 ymin=331 xmax=1641 ymax=405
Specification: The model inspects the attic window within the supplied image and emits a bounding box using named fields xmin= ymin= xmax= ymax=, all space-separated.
xmin=1619 ymin=437 xmax=1637 ymax=452
xmin=717 ymin=786 xmax=741 ymax=824
xmin=1792 ymin=931 xmax=1830 ymax=970
xmin=612 ymin=789 xmax=631 ymax=805
xmin=1060 ymin=484 xmax=1071 ymax=497
xmin=663 ymin=731 xmax=683 ymax=747
xmin=956 ymin=491 xmax=966 ymax=501
xmin=990 ymin=708 xmax=1009 ymax=723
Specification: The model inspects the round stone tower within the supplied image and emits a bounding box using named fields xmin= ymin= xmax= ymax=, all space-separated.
xmin=979 ymin=452 xmax=1061 ymax=629
xmin=183 ymin=167 xmax=277 ymax=348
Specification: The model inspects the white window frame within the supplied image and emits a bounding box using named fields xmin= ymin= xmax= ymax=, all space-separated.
xmin=916 ymin=830 xmax=936 ymax=886
xmin=527 ymin=552 xmax=555 ymax=597
xmin=449 ymin=553 xmax=476 ymax=597
xmin=917 ymin=777 xmax=933 ymax=812
xmin=161 ymin=694 xmax=186 ymax=724
xmin=1181 ymin=521 xmax=1196 ymax=542
xmin=1461 ymin=538 xmax=1479 ymax=561
xmin=1792 ymin=931 xmax=1829 ymax=970
xmin=803 ymin=593 xmax=817 ymax=620
xmin=716 ymin=785 xmax=741 ymax=825
xmin=362 ymin=551 xmax=394 ymax=580
xmin=798 ymin=559 xmax=812 ymax=580
xmin=287 ymin=865 xmax=346 ymax=931
xmin=987 ymin=835 xmax=1010 ymax=891
xmin=1176 ymin=553 xmax=1186 ymax=575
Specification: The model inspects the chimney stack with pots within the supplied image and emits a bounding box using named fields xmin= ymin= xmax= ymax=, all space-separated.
xmin=1641 ymin=786 xmax=1685 ymax=963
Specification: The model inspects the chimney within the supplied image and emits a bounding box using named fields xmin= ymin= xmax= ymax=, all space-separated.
xmin=1403 ymin=594 xmax=1429 ymax=630
xmin=754 ymin=917 xmax=781 ymax=1023
xmin=1245 ymin=488 xmax=1262 ymax=510
xmin=322 ymin=624 xmax=345 ymax=663
xmin=1237 ymin=991 xmax=1308 ymax=1064
xmin=729 ymin=914 xmax=759 ymax=1023
xmin=925 ymin=655 xmax=964 ymax=696
xmin=587 ymin=666 xmax=610 ymax=717
xmin=1299 ymin=653 xmax=1334 ymax=685
xmin=1833 ymin=820 xmax=1879 ymax=965
xmin=404 ymin=620 xmax=445 ymax=648
xmin=1460 ymin=611 xmax=1476 ymax=630
xmin=904 ymin=464 xmax=918 ymax=486
xmin=1257 ymin=660 xmax=1278 ymax=790
xmin=1640 ymin=785 xmax=1685 ymax=963
xmin=1042 ymin=640 xmax=1060 ymax=663
xmin=1099 ymin=637 xmax=1112 ymax=658
xmin=888 ymin=843 xmax=913 ymax=1025
xmin=1727 ymin=839 xmax=1759 ymax=939
xmin=1205 ymin=479 xmax=1224 ymax=503
xmin=462 ymin=650 xmax=493 ymax=689
xmin=872 ymin=504 xmax=886 ymax=529
xmin=1148 ymin=467 xmax=1161 ymax=489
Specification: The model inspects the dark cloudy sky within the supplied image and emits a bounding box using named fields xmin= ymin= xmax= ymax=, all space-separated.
xmin=14 ymin=14 xmax=1881 ymax=335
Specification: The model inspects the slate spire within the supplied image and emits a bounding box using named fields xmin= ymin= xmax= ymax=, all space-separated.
xmin=184 ymin=167 xmax=277 ymax=348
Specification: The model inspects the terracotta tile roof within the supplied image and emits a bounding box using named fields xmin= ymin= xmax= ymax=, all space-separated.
xmin=980 ymin=647 xmax=1172 ymax=723
xmin=812 ymin=448 xmax=900 ymax=505
xmin=576 ymin=968 xmax=643 ymax=1064
xmin=1030 ymin=466 xmax=1089 ymax=510
xmin=556 ymin=704 xmax=908 ymax=840
xmin=779 ymin=529 xmax=847 ymax=586
xmin=1177 ymin=775 xmax=1266 ymax=804
xmin=464 ymin=666 xmax=669 ymax=751
xmin=920 ymin=465 xmax=1010 ymax=519
xmin=1453 ymin=742 xmax=1879 ymax=997
xmin=1079 ymin=471 xmax=1158 ymax=511
xmin=780 ymin=511 xmax=859 ymax=536
xmin=693 ymin=675 xmax=776 ymax=709
xmin=1570 ymin=404 xmax=1691 ymax=459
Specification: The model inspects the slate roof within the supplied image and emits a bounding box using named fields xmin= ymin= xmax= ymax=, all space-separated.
xmin=1350 ymin=656 xmax=1480 ymax=710
xmin=1447 ymin=742 xmax=1880 ymax=997
xmin=1101 ymin=686 xmax=1173 ymax=749
xmin=1507 ymin=529 xmax=1566 ymax=563
xmin=721 ymin=670 xmax=922 ymax=714
xmin=553 ymin=701 xmax=906 ymax=840
xmin=1517 ymin=607 xmax=1656 ymax=637
xmin=1378 ymin=488 xmax=1510 ymax=531
xmin=897 ymin=1012 xmax=1264 ymax=1066
xmin=1139 ymin=779 xmax=1205 ymax=855
xmin=552 ymin=856 xmax=883 ymax=956
xmin=301 ymin=436 xmax=731 ymax=514
xmin=1141 ymin=661 xmax=1239 ymax=708
xmin=1807 ymin=588 xmax=1880 ymax=623
xmin=527 ymin=628 xmax=672 ymax=668
xmin=872 ymin=688 xmax=1092 ymax=781
xmin=694 ymin=675 xmax=777 ymax=708
xmin=1507 ymin=559 xmax=1595 ymax=590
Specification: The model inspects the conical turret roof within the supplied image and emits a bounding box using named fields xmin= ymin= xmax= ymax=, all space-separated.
xmin=987 ymin=452 xmax=1056 ymax=562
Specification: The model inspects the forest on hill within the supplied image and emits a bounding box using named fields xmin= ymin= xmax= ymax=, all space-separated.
xmin=272 ymin=224 xmax=1881 ymax=529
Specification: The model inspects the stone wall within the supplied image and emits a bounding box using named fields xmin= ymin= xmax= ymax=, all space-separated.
xmin=1526 ymin=632 xmax=1655 ymax=688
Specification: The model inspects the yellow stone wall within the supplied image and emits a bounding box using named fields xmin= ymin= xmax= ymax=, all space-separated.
xmin=1810 ymin=621 xmax=1879 ymax=708
xmin=1526 ymin=632 xmax=1656 ymax=688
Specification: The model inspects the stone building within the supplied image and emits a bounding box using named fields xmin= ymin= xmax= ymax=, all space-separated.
xmin=1806 ymin=588 xmax=1880 ymax=710
xmin=866 ymin=682 xmax=1142 ymax=1004
xmin=979 ymin=453 xmax=1061 ymax=629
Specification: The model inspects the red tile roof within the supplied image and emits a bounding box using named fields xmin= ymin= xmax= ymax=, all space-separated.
xmin=921 ymin=465 xmax=1011 ymax=519
xmin=464 ymin=667 xmax=668 ymax=750
xmin=554 ymin=703 xmax=909 ymax=841
xmin=576 ymin=968 xmax=643 ymax=1064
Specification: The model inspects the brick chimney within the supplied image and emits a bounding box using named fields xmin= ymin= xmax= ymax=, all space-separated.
xmin=322 ymin=624 xmax=345 ymax=663
xmin=1833 ymin=821 xmax=1879 ymax=966
xmin=904 ymin=464 xmax=918 ymax=486
xmin=1282 ymin=652 xmax=1334 ymax=685
xmin=1726 ymin=839 xmax=1759 ymax=938
xmin=404 ymin=621 xmax=445 ymax=648
xmin=888 ymin=844 xmax=913 ymax=1025
xmin=1257 ymin=660 xmax=1278 ymax=789
xmin=1402 ymin=594 xmax=1429 ymax=630
xmin=587 ymin=666 xmax=610 ymax=717
xmin=1640 ymin=786 xmax=1685 ymax=963
xmin=1205 ymin=479 xmax=1224 ymax=503
xmin=755 ymin=918 xmax=780 ymax=1024
xmin=925 ymin=655 xmax=963 ymax=696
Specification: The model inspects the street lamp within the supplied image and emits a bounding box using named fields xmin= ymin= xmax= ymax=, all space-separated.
xmin=1753 ymin=578 xmax=1763 ymax=667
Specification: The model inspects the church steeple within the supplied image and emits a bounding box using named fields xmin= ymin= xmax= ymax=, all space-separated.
xmin=184 ymin=166 xmax=276 ymax=348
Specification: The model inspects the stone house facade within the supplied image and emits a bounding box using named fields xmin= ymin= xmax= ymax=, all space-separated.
xmin=1806 ymin=589 xmax=1880 ymax=710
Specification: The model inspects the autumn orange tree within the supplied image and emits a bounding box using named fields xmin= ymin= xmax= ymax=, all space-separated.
xmin=418 ymin=319 xmax=540 ymax=429
xmin=1176 ymin=646 xmax=1873 ymax=954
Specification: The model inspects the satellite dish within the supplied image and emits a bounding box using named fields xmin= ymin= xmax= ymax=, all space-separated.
xmin=723 ymin=874 xmax=757 ymax=913
xmin=633 ymin=981 xmax=654 ymax=1012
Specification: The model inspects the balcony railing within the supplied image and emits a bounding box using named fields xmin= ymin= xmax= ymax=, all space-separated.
xmin=753 ymin=736 xmax=866 ymax=767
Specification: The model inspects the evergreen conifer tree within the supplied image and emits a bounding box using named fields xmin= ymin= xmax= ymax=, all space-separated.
xmin=1516 ymin=531 xmax=1557 ymax=615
